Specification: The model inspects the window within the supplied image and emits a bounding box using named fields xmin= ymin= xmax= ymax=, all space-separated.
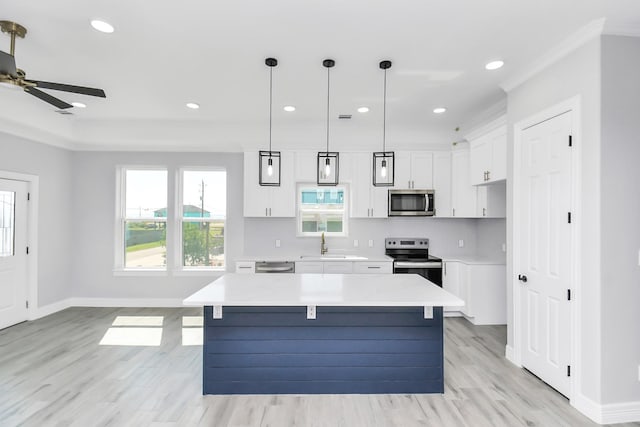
xmin=0 ymin=191 xmax=15 ymax=257
xmin=119 ymin=169 xmax=168 ymax=269
xmin=116 ymin=167 xmax=227 ymax=273
xmin=297 ymin=185 xmax=348 ymax=236
xmin=179 ymin=170 xmax=226 ymax=269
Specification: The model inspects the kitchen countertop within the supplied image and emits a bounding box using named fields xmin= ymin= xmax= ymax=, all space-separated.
xmin=434 ymin=254 xmax=506 ymax=265
xmin=235 ymin=255 xmax=393 ymax=263
xmin=183 ymin=273 xmax=464 ymax=307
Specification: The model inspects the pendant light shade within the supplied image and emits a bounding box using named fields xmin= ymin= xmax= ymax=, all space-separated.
xmin=373 ymin=60 xmax=395 ymax=187
xmin=317 ymin=59 xmax=339 ymax=186
xmin=259 ymin=57 xmax=281 ymax=186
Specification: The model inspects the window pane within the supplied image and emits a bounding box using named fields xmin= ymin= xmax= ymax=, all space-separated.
xmin=125 ymin=170 xmax=168 ymax=219
xmin=124 ymin=221 xmax=166 ymax=268
xmin=0 ymin=191 xmax=15 ymax=257
xmin=182 ymin=221 xmax=224 ymax=267
xmin=299 ymin=187 xmax=346 ymax=236
xmin=182 ymin=171 xmax=226 ymax=219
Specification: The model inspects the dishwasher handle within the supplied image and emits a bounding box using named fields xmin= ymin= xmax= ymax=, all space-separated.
xmin=255 ymin=262 xmax=295 ymax=273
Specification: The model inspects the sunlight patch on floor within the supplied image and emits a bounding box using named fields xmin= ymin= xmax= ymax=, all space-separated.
xmin=99 ymin=327 xmax=163 ymax=346
xmin=182 ymin=316 xmax=203 ymax=327
xmin=112 ymin=316 xmax=164 ymax=326
xmin=181 ymin=327 xmax=203 ymax=346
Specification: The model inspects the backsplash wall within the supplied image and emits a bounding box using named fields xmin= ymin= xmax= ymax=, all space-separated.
xmin=242 ymin=217 xmax=506 ymax=260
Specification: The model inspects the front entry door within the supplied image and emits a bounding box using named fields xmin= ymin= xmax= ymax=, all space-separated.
xmin=0 ymin=179 xmax=29 ymax=330
xmin=518 ymin=111 xmax=573 ymax=397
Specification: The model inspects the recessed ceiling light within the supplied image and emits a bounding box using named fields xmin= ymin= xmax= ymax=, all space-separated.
xmin=433 ymin=107 xmax=447 ymax=114
xmin=283 ymin=105 xmax=296 ymax=112
xmin=90 ymin=20 xmax=114 ymax=34
xmin=485 ymin=60 xmax=504 ymax=70
xmin=357 ymin=107 xmax=369 ymax=113
xmin=71 ymin=102 xmax=86 ymax=108
xmin=186 ymin=102 xmax=200 ymax=109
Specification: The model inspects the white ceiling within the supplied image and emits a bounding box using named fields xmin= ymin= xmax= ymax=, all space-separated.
xmin=0 ymin=0 xmax=639 ymax=151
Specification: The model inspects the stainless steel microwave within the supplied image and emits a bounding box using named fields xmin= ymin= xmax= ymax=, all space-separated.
xmin=388 ymin=189 xmax=435 ymax=216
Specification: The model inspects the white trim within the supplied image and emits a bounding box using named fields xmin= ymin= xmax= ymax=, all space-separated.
xmin=501 ymin=18 xmax=605 ymax=92
xmin=172 ymin=270 xmax=224 ymax=277
xmin=68 ymin=297 xmax=185 ymax=308
xmin=504 ymin=345 xmax=520 ymax=366
xmin=603 ymin=22 xmax=640 ymax=38
xmin=463 ymin=114 xmax=507 ymax=142
xmin=443 ymin=311 xmax=463 ymax=318
xmin=30 ymin=298 xmax=73 ymax=320
xmin=0 ymin=118 xmax=76 ymax=151
xmin=512 ymin=96 xmax=582 ymax=404
xmin=573 ymin=393 xmax=640 ymax=425
xmin=112 ymin=269 xmax=168 ymax=277
xmin=0 ymin=170 xmax=39 ymax=322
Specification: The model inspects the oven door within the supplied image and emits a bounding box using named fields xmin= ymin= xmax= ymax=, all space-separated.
xmin=393 ymin=261 xmax=442 ymax=287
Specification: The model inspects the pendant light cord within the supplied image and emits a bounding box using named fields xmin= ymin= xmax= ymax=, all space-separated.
xmin=383 ymin=67 xmax=387 ymax=153
xmin=269 ymin=66 xmax=273 ymax=156
xmin=326 ymin=66 xmax=330 ymax=153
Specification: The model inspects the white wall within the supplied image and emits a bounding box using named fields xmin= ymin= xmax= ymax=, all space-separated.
xmin=70 ymin=151 xmax=244 ymax=299
xmin=600 ymin=35 xmax=640 ymax=405
xmin=507 ymin=38 xmax=602 ymax=402
xmin=0 ymin=132 xmax=73 ymax=307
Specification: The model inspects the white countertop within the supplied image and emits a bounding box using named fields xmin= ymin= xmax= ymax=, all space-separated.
xmin=183 ymin=273 xmax=464 ymax=307
xmin=435 ymin=254 xmax=506 ymax=265
xmin=236 ymin=255 xmax=393 ymax=263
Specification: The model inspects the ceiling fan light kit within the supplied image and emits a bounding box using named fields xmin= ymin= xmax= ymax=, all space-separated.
xmin=259 ymin=57 xmax=282 ymax=186
xmin=373 ymin=60 xmax=395 ymax=187
xmin=317 ymin=58 xmax=339 ymax=186
xmin=0 ymin=20 xmax=106 ymax=110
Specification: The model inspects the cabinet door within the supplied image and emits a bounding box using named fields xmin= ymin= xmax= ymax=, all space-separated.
xmin=270 ymin=152 xmax=296 ymax=217
xmin=295 ymin=152 xmax=317 ymax=183
xmin=489 ymin=128 xmax=507 ymax=182
xmin=353 ymin=262 xmax=393 ymax=274
xmin=235 ymin=261 xmax=256 ymax=273
xmin=393 ymin=152 xmax=412 ymax=189
xmin=370 ymin=187 xmax=388 ymax=218
xmin=457 ymin=262 xmax=471 ymax=316
xmin=469 ymin=137 xmax=492 ymax=185
xmin=323 ymin=262 xmax=353 ymax=274
xmin=295 ymin=262 xmax=324 ymax=273
xmin=350 ymin=153 xmax=372 ymax=218
xmin=433 ymin=152 xmax=452 ymax=217
xmin=476 ymin=186 xmax=488 ymax=218
xmin=243 ymin=152 xmax=270 ymax=217
xmin=451 ymin=149 xmax=477 ymax=218
xmin=442 ymin=261 xmax=460 ymax=312
xmin=410 ymin=152 xmax=433 ymax=189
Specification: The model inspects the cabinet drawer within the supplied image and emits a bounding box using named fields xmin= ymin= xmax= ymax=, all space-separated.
xmin=323 ymin=262 xmax=354 ymax=274
xmin=235 ymin=261 xmax=255 ymax=274
xmin=295 ymin=262 xmax=324 ymax=274
xmin=353 ymin=262 xmax=392 ymax=274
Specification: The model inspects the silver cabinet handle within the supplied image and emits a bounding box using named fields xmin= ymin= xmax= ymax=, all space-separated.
xmin=483 ymin=207 xmax=486 ymax=217
xmin=452 ymin=208 xmax=456 ymax=217
xmin=395 ymin=261 xmax=442 ymax=268
xmin=443 ymin=262 xmax=447 ymax=276
xmin=265 ymin=207 xmax=268 ymax=216
xmin=269 ymin=207 xmax=272 ymax=216
xmin=367 ymin=266 xmax=381 ymax=269
xmin=487 ymin=171 xmax=490 ymax=181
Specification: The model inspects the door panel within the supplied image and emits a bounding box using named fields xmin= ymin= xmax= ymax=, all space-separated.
xmin=519 ymin=111 xmax=572 ymax=397
xmin=0 ymin=179 xmax=28 ymax=330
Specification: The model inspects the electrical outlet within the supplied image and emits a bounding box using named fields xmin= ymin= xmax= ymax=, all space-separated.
xmin=275 ymin=239 xmax=281 ymax=248
xmin=353 ymin=239 xmax=359 ymax=248
xmin=368 ymin=239 xmax=374 ymax=248
xmin=458 ymin=239 xmax=464 ymax=248
xmin=502 ymin=243 xmax=506 ymax=252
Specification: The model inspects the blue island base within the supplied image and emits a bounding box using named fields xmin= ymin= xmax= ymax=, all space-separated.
xmin=202 ymin=306 xmax=444 ymax=395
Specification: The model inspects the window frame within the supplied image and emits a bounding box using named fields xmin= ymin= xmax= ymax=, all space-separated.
xmin=175 ymin=167 xmax=227 ymax=272
xmin=296 ymin=183 xmax=349 ymax=237
xmin=114 ymin=166 xmax=169 ymax=273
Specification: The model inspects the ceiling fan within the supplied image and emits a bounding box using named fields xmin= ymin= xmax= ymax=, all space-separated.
xmin=0 ymin=20 xmax=106 ymax=109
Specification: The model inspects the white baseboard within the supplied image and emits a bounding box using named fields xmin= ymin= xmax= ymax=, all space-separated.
xmin=68 ymin=297 xmax=186 ymax=308
xmin=573 ymin=393 xmax=640 ymax=424
xmin=444 ymin=311 xmax=463 ymax=318
xmin=505 ymin=345 xmax=521 ymax=367
xmin=31 ymin=298 xmax=74 ymax=320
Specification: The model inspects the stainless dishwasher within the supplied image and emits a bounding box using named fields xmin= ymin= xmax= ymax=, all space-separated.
xmin=255 ymin=261 xmax=295 ymax=273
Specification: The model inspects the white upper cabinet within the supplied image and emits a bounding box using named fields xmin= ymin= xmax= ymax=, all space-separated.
xmin=451 ymin=147 xmax=478 ymax=218
xmin=348 ymin=152 xmax=387 ymax=218
xmin=244 ymin=151 xmax=295 ymax=217
xmin=468 ymin=122 xmax=507 ymax=185
xmin=433 ymin=152 xmax=452 ymax=217
xmin=393 ymin=151 xmax=433 ymax=189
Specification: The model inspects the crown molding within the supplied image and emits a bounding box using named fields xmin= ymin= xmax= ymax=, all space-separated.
xmin=463 ymin=114 xmax=507 ymax=142
xmin=603 ymin=22 xmax=640 ymax=37
xmin=0 ymin=116 xmax=77 ymax=151
xmin=500 ymin=18 xmax=606 ymax=93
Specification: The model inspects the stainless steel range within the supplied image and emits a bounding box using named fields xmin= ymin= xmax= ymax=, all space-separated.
xmin=384 ymin=238 xmax=443 ymax=287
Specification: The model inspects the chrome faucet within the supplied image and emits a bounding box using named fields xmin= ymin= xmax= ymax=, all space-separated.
xmin=321 ymin=232 xmax=328 ymax=255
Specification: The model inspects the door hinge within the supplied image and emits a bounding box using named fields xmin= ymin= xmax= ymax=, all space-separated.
xmin=568 ymin=135 xmax=573 ymax=147
xmin=26 ymin=246 xmax=29 ymax=255
xmin=26 ymin=301 xmax=29 ymax=309
xmin=567 ymin=289 xmax=571 ymax=301
xmin=568 ymin=212 xmax=572 ymax=223
xmin=567 ymin=365 xmax=571 ymax=377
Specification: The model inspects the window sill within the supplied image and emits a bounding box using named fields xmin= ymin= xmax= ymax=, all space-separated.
xmin=113 ymin=268 xmax=225 ymax=277
xmin=113 ymin=269 xmax=169 ymax=277
xmin=173 ymin=269 xmax=225 ymax=277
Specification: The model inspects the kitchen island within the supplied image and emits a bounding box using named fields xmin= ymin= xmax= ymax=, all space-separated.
xmin=183 ymin=273 xmax=464 ymax=395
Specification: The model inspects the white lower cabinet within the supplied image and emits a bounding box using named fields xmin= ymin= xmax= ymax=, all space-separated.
xmin=295 ymin=262 xmax=324 ymax=274
xmin=295 ymin=260 xmax=392 ymax=274
xmin=442 ymin=260 xmax=506 ymax=325
xmin=323 ymin=262 xmax=354 ymax=274
xmin=235 ymin=261 xmax=256 ymax=273
xmin=353 ymin=262 xmax=393 ymax=274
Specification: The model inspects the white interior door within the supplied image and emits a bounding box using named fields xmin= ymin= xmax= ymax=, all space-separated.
xmin=518 ymin=111 xmax=572 ymax=397
xmin=0 ymin=179 xmax=29 ymax=330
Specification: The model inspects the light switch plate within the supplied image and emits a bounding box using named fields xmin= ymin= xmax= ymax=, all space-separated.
xmin=275 ymin=239 xmax=281 ymax=248
xmin=213 ymin=305 xmax=223 ymax=319
xmin=458 ymin=239 xmax=464 ymax=248
xmin=368 ymin=239 xmax=374 ymax=248
xmin=307 ymin=305 xmax=316 ymax=320
xmin=353 ymin=239 xmax=359 ymax=248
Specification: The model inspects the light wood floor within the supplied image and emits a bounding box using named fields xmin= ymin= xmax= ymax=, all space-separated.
xmin=0 ymin=307 xmax=636 ymax=427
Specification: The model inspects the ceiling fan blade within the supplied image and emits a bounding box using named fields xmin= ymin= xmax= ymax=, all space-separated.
xmin=24 ymin=86 xmax=73 ymax=109
xmin=29 ymin=80 xmax=106 ymax=98
xmin=0 ymin=50 xmax=17 ymax=77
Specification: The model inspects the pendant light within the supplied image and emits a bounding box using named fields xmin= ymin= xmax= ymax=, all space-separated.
xmin=317 ymin=59 xmax=339 ymax=186
xmin=259 ymin=57 xmax=281 ymax=186
xmin=373 ymin=60 xmax=395 ymax=186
